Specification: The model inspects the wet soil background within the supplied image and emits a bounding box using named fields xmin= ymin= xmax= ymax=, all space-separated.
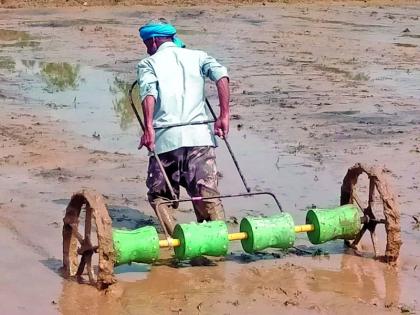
xmin=0 ymin=2 xmax=419 ymax=314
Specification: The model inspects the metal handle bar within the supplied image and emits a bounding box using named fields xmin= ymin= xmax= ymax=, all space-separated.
xmin=154 ymin=119 xmax=215 ymax=130
xmin=158 ymin=191 xmax=283 ymax=212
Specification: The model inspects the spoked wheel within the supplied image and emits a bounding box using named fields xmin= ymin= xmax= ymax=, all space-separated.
xmin=62 ymin=190 xmax=116 ymax=289
xmin=341 ymin=163 xmax=402 ymax=263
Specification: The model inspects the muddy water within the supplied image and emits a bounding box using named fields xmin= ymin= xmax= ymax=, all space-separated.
xmin=0 ymin=3 xmax=420 ymax=315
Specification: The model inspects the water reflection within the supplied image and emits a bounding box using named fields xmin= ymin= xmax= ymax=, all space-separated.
xmin=7 ymin=58 xmax=142 ymax=132
xmin=0 ymin=56 xmax=16 ymax=71
xmin=21 ymin=59 xmax=37 ymax=70
xmin=40 ymin=62 xmax=81 ymax=92
xmin=7 ymin=58 xmax=143 ymax=153
xmin=109 ymin=77 xmax=142 ymax=130
xmin=308 ymin=254 xmax=400 ymax=306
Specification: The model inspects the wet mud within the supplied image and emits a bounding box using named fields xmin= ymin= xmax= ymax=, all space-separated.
xmin=0 ymin=2 xmax=419 ymax=315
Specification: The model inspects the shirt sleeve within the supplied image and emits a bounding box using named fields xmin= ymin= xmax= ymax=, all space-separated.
xmin=137 ymin=59 xmax=158 ymax=101
xmin=200 ymin=52 xmax=229 ymax=82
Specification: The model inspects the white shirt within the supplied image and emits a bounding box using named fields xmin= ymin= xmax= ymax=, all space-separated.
xmin=137 ymin=42 xmax=228 ymax=154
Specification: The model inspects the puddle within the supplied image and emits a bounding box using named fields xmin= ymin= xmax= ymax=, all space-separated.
xmin=108 ymin=205 xmax=160 ymax=231
xmin=4 ymin=59 xmax=140 ymax=152
xmin=370 ymin=66 xmax=420 ymax=100
xmin=114 ymin=263 xmax=151 ymax=281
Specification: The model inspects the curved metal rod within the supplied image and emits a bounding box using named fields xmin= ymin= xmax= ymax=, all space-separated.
xmin=158 ymin=191 xmax=283 ymax=212
xmin=128 ymin=80 xmax=283 ymax=212
xmin=128 ymin=80 xmax=177 ymax=203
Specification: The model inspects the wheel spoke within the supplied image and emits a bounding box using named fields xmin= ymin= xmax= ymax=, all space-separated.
xmin=351 ymin=224 xmax=368 ymax=247
xmin=86 ymin=254 xmax=95 ymax=284
xmin=85 ymin=205 xmax=92 ymax=241
xmin=351 ymin=192 xmax=364 ymax=211
xmin=368 ymin=177 xmax=377 ymax=220
xmin=370 ymin=230 xmax=378 ymax=257
xmin=76 ymin=253 xmax=87 ymax=276
xmin=70 ymin=223 xmax=85 ymax=245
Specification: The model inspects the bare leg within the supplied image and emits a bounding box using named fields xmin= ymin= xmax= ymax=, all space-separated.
xmin=192 ymin=186 xmax=225 ymax=222
xmin=149 ymin=197 xmax=177 ymax=235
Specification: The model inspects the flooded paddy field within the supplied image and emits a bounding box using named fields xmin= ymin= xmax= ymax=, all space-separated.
xmin=0 ymin=2 xmax=419 ymax=314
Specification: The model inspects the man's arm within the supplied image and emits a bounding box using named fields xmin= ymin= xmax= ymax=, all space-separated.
xmin=200 ymin=52 xmax=230 ymax=139
xmin=138 ymin=95 xmax=156 ymax=151
xmin=137 ymin=59 xmax=158 ymax=151
xmin=214 ymin=77 xmax=230 ymax=139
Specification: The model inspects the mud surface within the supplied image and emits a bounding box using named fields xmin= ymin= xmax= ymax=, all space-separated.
xmin=0 ymin=2 xmax=419 ymax=314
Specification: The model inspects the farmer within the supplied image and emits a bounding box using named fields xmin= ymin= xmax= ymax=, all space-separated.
xmin=137 ymin=19 xmax=230 ymax=235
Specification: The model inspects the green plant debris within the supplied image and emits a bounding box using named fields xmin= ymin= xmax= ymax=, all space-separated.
xmin=40 ymin=62 xmax=81 ymax=92
xmin=0 ymin=56 xmax=15 ymax=70
xmin=349 ymin=72 xmax=370 ymax=81
xmin=0 ymin=29 xmax=31 ymax=42
xmin=314 ymin=64 xmax=369 ymax=81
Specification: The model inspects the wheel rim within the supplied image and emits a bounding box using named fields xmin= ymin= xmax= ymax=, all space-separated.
xmin=62 ymin=190 xmax=116 ymax=289
xmin=341 ymin=163 xmax=402 ymax=263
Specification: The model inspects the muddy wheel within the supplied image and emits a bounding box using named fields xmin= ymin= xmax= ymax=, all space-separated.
xmin=62 ymin=190 xmax=116 ymax=289
xmin=341 ymin=163 xmax=402 ymax=263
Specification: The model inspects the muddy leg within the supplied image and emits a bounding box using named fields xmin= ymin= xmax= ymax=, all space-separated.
xmin=185 ymin=147 xmax=226 ymax=222
xmin=149 ymin=197 xmax=177 ymax=235
xmin=146 ymin=150 xmax=182 ymax=235
xmin=192 ymin=186 xmax=225 ymax=222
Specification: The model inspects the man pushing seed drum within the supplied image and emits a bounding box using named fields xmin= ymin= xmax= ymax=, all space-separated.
xmin=137 ymin=19 xmax=230 ymax=235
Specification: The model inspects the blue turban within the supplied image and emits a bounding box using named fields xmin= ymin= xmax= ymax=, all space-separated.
xmin=139 ymin=21 xmax=186 ymax=48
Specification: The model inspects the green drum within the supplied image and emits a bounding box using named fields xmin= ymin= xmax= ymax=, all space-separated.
xmin=173 ymin=220 xmax=229 ymax=260
xmin=113 ymin=226 xmax=160 ymax=265
xmin=306 ymin=204 xmax=361 ymax=244
xmin=240 ymin=213 xmax=295 ymax=253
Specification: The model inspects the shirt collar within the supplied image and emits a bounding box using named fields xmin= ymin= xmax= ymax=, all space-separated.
xmin=157 ymin=41 xmax=177 ymax=52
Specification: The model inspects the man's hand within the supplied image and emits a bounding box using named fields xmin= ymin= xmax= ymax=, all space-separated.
xmin=138 ymin=127 xmax=155 ymax=151
xmin=214 ymin=115 xmax=229 ymax=139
